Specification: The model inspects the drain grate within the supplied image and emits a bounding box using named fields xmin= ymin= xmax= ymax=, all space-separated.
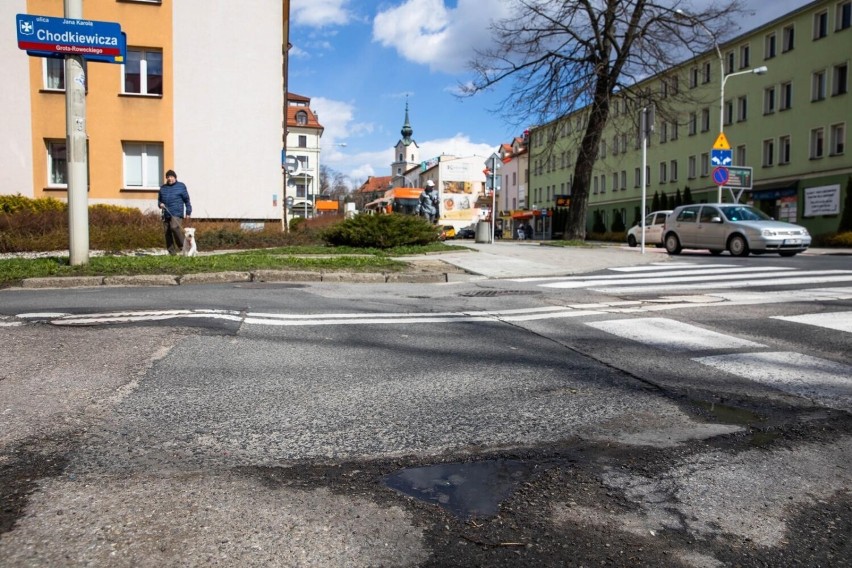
xmin=459 ymin=289 xmax=541 ymax=297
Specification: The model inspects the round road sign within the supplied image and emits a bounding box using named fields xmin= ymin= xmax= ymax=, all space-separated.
xmin=712 ymin=166 xmax=729 ymax=186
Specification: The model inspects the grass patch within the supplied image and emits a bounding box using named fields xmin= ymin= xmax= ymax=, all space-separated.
xmin=0 ymin=243 xmax=460 ymax=288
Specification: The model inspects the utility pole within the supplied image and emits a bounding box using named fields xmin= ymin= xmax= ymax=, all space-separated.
xmin=639 ymin=104 xmax=654 ymax=254
xmin=65 ymin=0 xmax=89 ymax=265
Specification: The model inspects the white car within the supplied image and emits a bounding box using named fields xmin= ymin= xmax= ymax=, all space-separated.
xmin=627 ymin=210 xmax=672 ymax=248
xmin=663 ymin=204 xmax=811 ymax=257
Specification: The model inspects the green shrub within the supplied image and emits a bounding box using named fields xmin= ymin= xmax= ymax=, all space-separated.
xmin=0 ymin=194 xmax=66 ymax=214
xmin=819 ymin=231 xmax=852 ymax=247
xmin=320 ymin=214 xmax=439 ymax=248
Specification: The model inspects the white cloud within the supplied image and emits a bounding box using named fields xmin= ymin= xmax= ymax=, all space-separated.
xmin=291 ymin=0 xmax=352 ymax=27
xmin=372 ymin=0 xmax=511 ymax=74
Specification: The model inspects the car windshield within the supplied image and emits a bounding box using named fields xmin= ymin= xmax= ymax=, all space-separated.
xmin=719 ymin=206 xmax=772 ymax=222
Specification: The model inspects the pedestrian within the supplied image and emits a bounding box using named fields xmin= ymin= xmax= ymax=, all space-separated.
xmin=158 ymin=169 xmax=192 ymax=255
xmin=524 ymin=223 xmax=533 ymax=240
xmin=419 ymin=180 xmax=439 ymax=223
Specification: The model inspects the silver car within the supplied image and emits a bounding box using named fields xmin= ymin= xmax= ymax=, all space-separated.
xmin=663 ymin=204 xmax=811 ymax=257
xmin=627 ymin=210 xmax=672 ymax=248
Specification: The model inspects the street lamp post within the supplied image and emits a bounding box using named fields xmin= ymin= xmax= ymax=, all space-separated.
xmin=676 ymin=9 xmax=768 ymax=201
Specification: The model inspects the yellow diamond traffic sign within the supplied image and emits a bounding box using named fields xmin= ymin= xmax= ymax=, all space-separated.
xmin=713 ymin=132 xmax=731 ymax=150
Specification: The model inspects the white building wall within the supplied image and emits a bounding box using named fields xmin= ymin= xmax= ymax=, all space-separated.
xmin=1 ymin=0 xmax=35 ymax=197
xmin=173 ymin=1 xmax=284 ymax=220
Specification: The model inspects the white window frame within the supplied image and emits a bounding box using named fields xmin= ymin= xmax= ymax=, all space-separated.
xmin=779 ymin=135 xmax=791 ymax=164
xmin=47 ymin=140 xmax=67 ymax=187
xmin=764 ymin=86 xmax=776 ymax=114
xmin=781 ymin=82 xmax=793 ymax=110
xmin=838 ymin=1 xmax=851 ymax=30
xmin=762 ymin=139 xmax=775 ymax=166
xmin=833 ymin=63 xmax=849 ymax=95
xmin=812 ymin=70 xmax=827 ymax=101
xmin=736 ymin=145 xmax=747 ymax=166
xmin=764 ymin=32 xmax=776 ymax=59
xmin=737 ymin=96 xmax=748 ymax=122
xmin=810 ymin=127 xmax=825 ymax=159
xmin=700 ymin=153 xmax=710 ymax=177
xmin=813 ymin=10 xmax=828 ymax=39
xmin=739 ymin=44 xmax=750 ymax=68
xmin=122 ymin=48 xmax=163 ymax=96
xmin=688 ymin=156 xmax=696 ymax=179
xmin=783 ymin=25 xmax=795 ymax=52
xmin=43 ymin=58 xmax=65 ymax=90
xmin=659 ymin=161 xmax=667 ymax=184
xmin=122 ymin=142 xmax=164 ymax=189
xmin=830 ymin=123 xmax=846 ymax=155
xmin=670 ymin=160 xmax=678 ymax=182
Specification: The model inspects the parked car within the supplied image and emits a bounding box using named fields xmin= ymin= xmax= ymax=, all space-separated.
xmin=627 ymin=210 xmax=672 ymax=247
xmin=439 ymin=226 xmax=456 ymax=240
xmin=663 ymin=204 xmax=811 ymax=257
xmin=457 ymin=227 xmax=476 ymax=239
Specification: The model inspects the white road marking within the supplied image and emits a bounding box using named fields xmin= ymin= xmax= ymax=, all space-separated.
xmin=772 ymin=311 xmax=852 ymax=333
xmin=585 ymin=318 xmax=764 ymax=351
xmin=694 ymin=352 xmax=852 ymax=411
xmin=543 ymin=270 xmax=851 ymax=290
xmin=588 ymin=270 xmax=852 ymax=294
xmin=513 ymin=263 xmax=749 ymax=282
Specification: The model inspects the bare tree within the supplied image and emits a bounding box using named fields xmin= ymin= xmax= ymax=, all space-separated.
xmin=464 ymin=0 xmax=743 ymax=239
xmin=319 ymin=165 xmax=353 ymax=201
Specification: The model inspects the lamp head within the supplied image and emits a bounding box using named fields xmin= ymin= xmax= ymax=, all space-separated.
xmin=753 ymin=66 xmax=768 ymax=75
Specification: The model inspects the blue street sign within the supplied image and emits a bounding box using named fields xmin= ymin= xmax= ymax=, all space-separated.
xmin=16 ymin=14 xmax=125 ymax=64
xmin=712 ymin=167 xmax=729 ymax=186
xmin=711 ymin=149 xmax=733 ymax=167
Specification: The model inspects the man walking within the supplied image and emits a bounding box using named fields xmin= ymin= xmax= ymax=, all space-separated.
xmin=158 ymin=169 xmax=192 ymax=255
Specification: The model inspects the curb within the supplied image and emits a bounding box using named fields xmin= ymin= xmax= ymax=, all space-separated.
xmin=17 ymin=270 xmax=450 ymax=289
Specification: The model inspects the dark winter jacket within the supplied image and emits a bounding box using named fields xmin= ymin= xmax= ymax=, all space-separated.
xmin=158 ymin=181 xmax=192 ymax=219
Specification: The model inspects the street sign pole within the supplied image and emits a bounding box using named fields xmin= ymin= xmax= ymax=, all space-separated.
xmin=65 ymin=0 xmax=89 ymax=266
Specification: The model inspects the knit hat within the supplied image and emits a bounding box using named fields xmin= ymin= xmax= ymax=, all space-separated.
xmin=165 ymin=169 xmax=177 ymax=178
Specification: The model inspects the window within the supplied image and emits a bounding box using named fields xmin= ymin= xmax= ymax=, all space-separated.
xmin=725 ymin=51 xmax=735 ymax=74
xmin=47 ymin=140 xmax=67 ymax=186
xmin=44 ymin=58 xmax=64 ymax=90
xmin=700 ymin=153 xmax=710 ymax=176
xmin=765 ymin=32 xmax=776 ymax=59
xmin=599 ymin=140 xmax=607 ymax=159
xmin=612 ymin=173 xmax=619 ymax=191
xmin=830 ymin=123 xmax=846 ymax=155
xmin=688 ymin=112 xmax=697 ymax=135
xmin=297 ymin=135 xmax=307 ymax=148
xmin=764 ymin=86 xmax=776 ymax=114
xmin=593 ymin=176 xmax=599 ymax=194
xmin=690 ymin=67 xmax=699 ymax=88
xmin=739 ymin=44 xmax=750 ymax=68
xmin=737 ymin=96 xmax=748 ymax=121
xmin=724 ymin=100 xmax=734 ymax=125
xmin=810 ymin=127 xmax=825 ymax=158
xmin=701 ymin=108 xmax=710 ymax=132
xmin=780 ymin=81 xmax=793 ymax=110
xmin=123 ymin=48 xmax=163 ymax=95
xmin=814 ymin=10 xmax=828 ymax=39
xmin=670 ymin=75 xmax=679 ymax=95
xmin=601 ymin=175 xmax=607 ymax=193
xmin=645 ymin=165 xmax=651 ymax=186
xmin=620 ymin=133 xmax=627 ymax=154
xmin=670 ymin=160 xmax=678 ymax=182
xmin=295 ymin=111 xmax=308 ymax=125
xmin=659 ymin=122 xmax=668 ymax=143
xmin=779 ymin=135 xmax=791 ymax=164
xmin=659 ymin=162 xmax=667 ymax=184
xmin=634 ymin=167 xmax=641 ymax=188
xmin=688 ymin=156 xmax=696 ymax=179
xmin=812 ymin=70 xmax=827 ymax=101
xmin=702 ymin=62 xmax=712 ymax=84
xmin=833 ymin=63 xmax=849 ymax=95
xmin=699 ymin=206 xmax=720 ymax=223
xmin=762 ymin=139 xmax=775 ymax=166
xmin=783 ymin=25 xmax=795 ymax=51
xmin=736 ymin=145 xmax=747 ymax=166
xmin=620 ymin=170 xmax=627 ymax=190
xmin=122 ymin=142 xmax=163 ymax=188
xmin=838 ymin=1 xmax=851 ymax=30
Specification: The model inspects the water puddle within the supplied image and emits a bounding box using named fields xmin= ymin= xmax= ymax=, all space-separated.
xmin=383 ymin=460 xmax=532 ymax=520
xmin=693 ymin=400 xmax=764 ymax=425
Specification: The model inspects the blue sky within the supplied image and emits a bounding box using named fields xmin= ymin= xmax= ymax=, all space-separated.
xmin=289 ymin=0 xmax=810 ymax=187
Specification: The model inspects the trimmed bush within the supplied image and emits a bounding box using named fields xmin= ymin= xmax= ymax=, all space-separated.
xmin=320 ymin=214 xmax=440 ymax=248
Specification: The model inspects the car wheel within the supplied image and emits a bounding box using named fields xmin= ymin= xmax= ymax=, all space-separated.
xmin=728 ymin=234 xmax=750 ymax=257
xmin=664 ymin=233 xmax=682 ymax=255
xmin=779 ymin=251 xmax=798 ymax=257
xmin=627 ymin=235 xmax=637 ymax=247
xmin=709 ymin=249 xmax=723 ymax=256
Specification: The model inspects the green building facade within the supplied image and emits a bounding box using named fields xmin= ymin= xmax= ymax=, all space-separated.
xmin=529 ymin=0 xmax=850 ymax=238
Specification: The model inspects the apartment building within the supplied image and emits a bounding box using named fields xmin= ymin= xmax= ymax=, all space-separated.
xmin=2 ymin=0 xmax=286 ymax=222
xmin=284 ymin=92 xmax=324 ymax=220
xmin=529 ymin=0 xmax=850 ymax=237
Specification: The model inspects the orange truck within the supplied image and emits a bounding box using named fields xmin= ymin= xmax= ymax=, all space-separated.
xmin=364 ymin=187 xmax=423 ymax=216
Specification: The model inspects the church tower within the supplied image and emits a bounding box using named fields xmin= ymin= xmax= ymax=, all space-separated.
xmin=391 ymin=99 xmax=420 ymax=184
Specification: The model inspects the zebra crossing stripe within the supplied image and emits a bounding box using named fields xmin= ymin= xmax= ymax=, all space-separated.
xmin=694 ymin=352 xmax=852 ymax=412
xmin=541 ymin=267 xmax=806 ymax=289
xmin=591 ymin=272 xmax=852 ymax=294
xmin=585 ymin=318 xmax=764 ymax=351
xmin=771 ymin=311 xmax=852 ymax=333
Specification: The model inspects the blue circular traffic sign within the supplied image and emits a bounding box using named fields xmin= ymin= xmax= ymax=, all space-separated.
xmin=712 ymin=167 xmax=729 ymax=186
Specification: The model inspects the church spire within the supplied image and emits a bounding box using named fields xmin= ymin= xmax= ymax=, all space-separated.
xmin=400 ymin=98 xmax=413 ymax=145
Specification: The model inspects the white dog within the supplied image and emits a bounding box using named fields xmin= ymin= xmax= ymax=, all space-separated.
xmin=182 ymin=227 xmax=198 ymax=257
